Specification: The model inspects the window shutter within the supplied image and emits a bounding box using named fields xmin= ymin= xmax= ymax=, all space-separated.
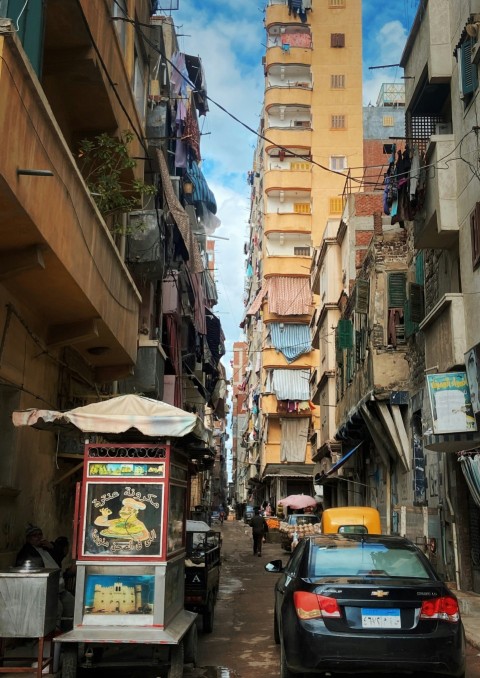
xmin=461 ymin=39 xmax=478 ymax=95
xmin=337 ymin=319 xmax=353 ymax=349
xmin=331 ymin=33 xmax=345 ymax=48
xmin=415 ymin=251 xmax=424 ymax=284
xmin=388 ymin=272 xmax=406 ymax=308
xmin=355 ymin=279 xmax=370 ymax=314
xmin=471 ymin=202 xmax=480 ymax=269
xmin=409 ymin=282 xmax=425 ymax=324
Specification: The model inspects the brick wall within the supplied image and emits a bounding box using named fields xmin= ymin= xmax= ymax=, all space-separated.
xmin=354 ymin=192 xmax=383 ymax=216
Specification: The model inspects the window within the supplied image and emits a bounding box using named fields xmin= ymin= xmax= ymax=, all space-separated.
xmin=294 ymin=203 xmax=311 ymax=214
xmin=294 ymin=246 xmax=311 ymax=256
xmin=387 ymin=272 xmax=406 ymax=346
xmin=329 ymin=197 xmax=344 ymax=214
xmin=383 ymin=115 xmax=394 ymax=127
xmin=330 ymin=156 xmax=347 ymax=171
xmin=331 ymin=74 xmax=345 ymax=89
xmin=290 ymin=162 xmax=310 ymax=171
xmin=331 ymin=115 xmax=346 ymax=129
xmin=112 ymin=0 xmax=127 ymax=52
xmin=458 ymin=37 xmax=479 ymax=103
xmin=329 ymin=0 xmax=346 ymax=6
xmin=331 ymin=33 xmax=345 ymax=48
xmin=470 ymin=202 xmax=480 ymax=269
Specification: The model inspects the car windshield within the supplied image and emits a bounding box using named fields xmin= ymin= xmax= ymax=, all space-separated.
xmin=308 ymin=540 xmax=431 ymax=579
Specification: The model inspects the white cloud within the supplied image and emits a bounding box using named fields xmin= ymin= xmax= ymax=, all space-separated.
xmin=363 ymin=20 xmax=407 ymax=106
xmin=170 ymin=4 xmax=263 ymax=378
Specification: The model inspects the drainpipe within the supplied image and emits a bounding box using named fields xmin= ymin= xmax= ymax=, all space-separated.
xmin=444 ymin=455 xmax=461 ymax=590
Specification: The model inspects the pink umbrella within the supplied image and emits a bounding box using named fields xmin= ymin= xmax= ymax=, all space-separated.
xmin=278 ymin=494 xmax=317 ymax=510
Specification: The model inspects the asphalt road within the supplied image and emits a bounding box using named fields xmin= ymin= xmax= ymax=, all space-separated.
xmin=191 ymin=519 xmax=480 ymax=678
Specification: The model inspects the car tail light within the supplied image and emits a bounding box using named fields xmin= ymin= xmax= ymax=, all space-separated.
xmin=293 ymin=591 xmax=341 ymax=620
xmin=420 ymin=596 xmax=460 ymax=622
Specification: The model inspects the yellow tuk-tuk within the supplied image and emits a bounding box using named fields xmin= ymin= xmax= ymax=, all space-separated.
xmin=321 ymin=506 xmax=381 ymax=534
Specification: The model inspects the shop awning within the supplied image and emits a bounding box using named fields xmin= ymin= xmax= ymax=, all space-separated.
xmin=314 ymin=442 xmax=362 ymax=484
xmin=263 ymin=463 xmax=314 ymax=479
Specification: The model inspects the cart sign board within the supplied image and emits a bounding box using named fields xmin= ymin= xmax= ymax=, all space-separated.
xmin=82 ymin=482 xmax=163 ymax=558
xmin=426 ymin=372 xmax=477 ymax=434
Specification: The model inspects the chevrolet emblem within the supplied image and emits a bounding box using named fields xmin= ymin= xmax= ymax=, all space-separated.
xmin=371 ymin=590 xmax=389 ymax=598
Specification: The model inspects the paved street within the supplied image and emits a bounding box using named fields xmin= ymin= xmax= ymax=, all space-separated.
xmin=191 ymin=519 xmax=480 ymax=678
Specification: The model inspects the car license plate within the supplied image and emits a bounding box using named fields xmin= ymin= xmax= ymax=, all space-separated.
xmin=361 ymin=608 xmax=401 ymax=628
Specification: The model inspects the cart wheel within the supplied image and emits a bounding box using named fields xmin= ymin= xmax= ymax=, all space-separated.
xmin=202 ymin=595 xmax=215 ymax=634
xmin=184 ymin=623 xmax=198 ymax=666
xmin=167 ymin=641 xmax=184 ymax=678
xmin=61 ymin=644 xmax=78 ymax=678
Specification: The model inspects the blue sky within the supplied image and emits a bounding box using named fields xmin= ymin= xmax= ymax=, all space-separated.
xmin=167 ymin=0 xmax=421 ymax=380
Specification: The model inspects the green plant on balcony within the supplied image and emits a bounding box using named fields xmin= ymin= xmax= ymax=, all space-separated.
xmin=77 ymin=130 xmax=156 ymax=234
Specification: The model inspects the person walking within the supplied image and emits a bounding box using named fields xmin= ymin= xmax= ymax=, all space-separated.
xmin=250 ymin=508 xmax=268 ymax=557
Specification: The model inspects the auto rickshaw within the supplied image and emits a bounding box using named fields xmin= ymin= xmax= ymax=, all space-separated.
xmin=321 ymin=506 xmax=381 ymax=534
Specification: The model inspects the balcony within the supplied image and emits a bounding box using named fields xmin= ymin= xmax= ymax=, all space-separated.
xmin=262 ymin=346 xmax=317 ymax=369
xmin=265 ymin=190 xmax=311 ymax=215
xmin=265 ymin=212 xmax=312 ymax=235
xmin=0 ymin=29 xmax=140 ymax=379
xmin=265 ymin=128 xmax=312 ymax=150
xmin=401 ymin=0 xmax=452 ymax=100
xmin=264 ymin=255 xmax=311 ymax=277
xmin=267 ymin=104 xmax=311 ymax=129
xmin=266 ymin=45 xmax=313 ymax=70
xmin=414 ymin=135 xmax=458 ymax=248
xmin=266 ymin=63 xmax=312 ymax=89
xmin=43 ymin=0 xmax=145 ymax=169
xmin=265 ymin=86 xmax=312 ymax=109
xmin=264 ymin=168 xmax=312 ymax=193
xmin=419 ymin=293 xmax=466 ymax=372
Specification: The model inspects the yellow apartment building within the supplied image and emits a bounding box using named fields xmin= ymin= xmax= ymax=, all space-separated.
xmin=241 ymin=0 xmax=364 ymax=508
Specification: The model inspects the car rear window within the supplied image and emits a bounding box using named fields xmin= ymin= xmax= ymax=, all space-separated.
xmin=309 ymin=541 xmax=431 ymax=579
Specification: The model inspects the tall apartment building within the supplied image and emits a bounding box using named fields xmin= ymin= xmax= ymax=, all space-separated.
xmin=241 ymin=0 xmax=364 ymax=510
xmin=0 ymin=1 xmax=225 ymax=563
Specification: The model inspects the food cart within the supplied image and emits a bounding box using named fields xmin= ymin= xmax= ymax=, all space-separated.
xmin=12 ymin=395 xmax=213 ymax=678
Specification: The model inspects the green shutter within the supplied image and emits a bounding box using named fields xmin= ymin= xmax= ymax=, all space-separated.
xmin=388 ymin=272 xmax=406 ymax=308
xmin=5 ymin=0 xmax=45 ymax=77
xmin=461 ymin=39 xmax=478 ymax=95
xmin=335 ymin=326 xmax=344 ymax=365
xmin=415 ymin=252 xmax=424 ymax=285
xmin=355 ymin=279 xmax=370 ymax=314
xmin=337 ymin=318 xmax=353 ymax=349
xmin=409 ymin=282 xmax=425 ymax=323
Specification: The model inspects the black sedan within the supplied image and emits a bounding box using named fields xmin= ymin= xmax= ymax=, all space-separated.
xmin=266 ymin=533 xmax=465 ymax=678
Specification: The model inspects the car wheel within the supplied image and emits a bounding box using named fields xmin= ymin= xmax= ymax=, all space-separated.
xmin=273 ymin=608 xmax=280 ymax=645
xmin=280 ymin=639 xmax=295 ymax=678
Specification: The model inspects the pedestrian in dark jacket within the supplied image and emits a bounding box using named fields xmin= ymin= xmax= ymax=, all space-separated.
xmin=250 ymin=509 xmax=268 ymax=557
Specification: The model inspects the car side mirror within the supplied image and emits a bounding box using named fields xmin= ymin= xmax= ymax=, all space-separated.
xmin=265 ymin=559 xmax=283 ymax=573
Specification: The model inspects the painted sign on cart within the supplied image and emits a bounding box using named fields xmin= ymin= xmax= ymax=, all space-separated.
xmin=82 ymin=482 xmax=163 ymax=557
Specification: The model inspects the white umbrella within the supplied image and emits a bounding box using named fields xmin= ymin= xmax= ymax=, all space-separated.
xmin=12 ymin=393 xmax=211 ymax=443
xmin=278 ymin=494 xmax=317 ymax=510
